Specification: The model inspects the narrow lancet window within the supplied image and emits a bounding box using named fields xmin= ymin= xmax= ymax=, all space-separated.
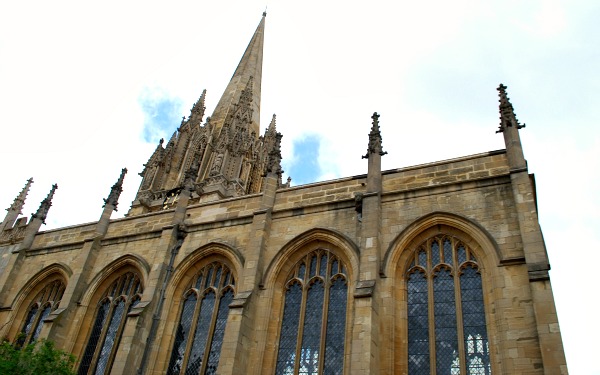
xmin=166 ymin=261 xmax=235 ymax=375
xmin=406 ymin=236 xmax=492 ymax=375
xmin=78 ymin=272 xmax=142 ymax=375
xmin=276 ymin=250 xmax=348 ymax=375
xmin=17 ymin=279 xmax=65 ymax=347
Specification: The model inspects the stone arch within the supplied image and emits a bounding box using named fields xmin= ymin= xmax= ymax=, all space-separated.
xmin=382 ymin=211 xmax=501 ymax=278
xmin=167 ymin=241 xmax=244 ymax=299
xmin=259 ymin=227 xmax=359 ymax=374
xmin=79 ymin=253 xmax=149 ymax=308
xmin=261 ymin=227 xmax=360 ymax=289
xmin=153 ymin=241 xmax=243 ymax=375
xmin=383 ymin=211 xmax=502 ymax=374
xmin=3 ymin=263 xmax=71 ymax=341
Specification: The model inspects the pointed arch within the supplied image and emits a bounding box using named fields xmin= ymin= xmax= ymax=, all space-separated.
xmin=155 ymin=242 xmax=242 ymax=375
xmin=3 ymin=263 xmax=70 ymax=342
xmin=386 ymin=212 xmax=500 ymax=374
xmin=75 ymin=256 xmax=146 ymax=375
xmin=261 ymin=227 xmax=360 ymax=289
xmin=261 ymin=228 xmax=359 ymax=375
xmin=79 ymin=254 xmax=149 ymax=308
xmin=382 ymin=211 xmax=501 ymax=278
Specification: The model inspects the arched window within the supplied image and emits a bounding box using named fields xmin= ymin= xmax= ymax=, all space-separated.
xmin=78 ymin=272 xmax=142 ymax=375
xmin=17 ymin=279 xmax=65 ymax=347
xmin=275 ymin=250 xmax=348 ymax=375
xmin=167 ymin=261 xmax=235 ymax=375
xmin=406 ymin=236 xmax=491 ymax=375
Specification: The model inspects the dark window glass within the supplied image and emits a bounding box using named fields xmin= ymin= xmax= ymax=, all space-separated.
xmin=276 ymin=283 xmax=303 ymax=374
xmin=444 ymin=239 xmax=453 ymax=265
xmin=433 ymin=268 xmax=459 ymax=373
xmin=167 ymin=261 xmax=235 ymax=375
xmin=407 ymin=271 xmax=430 ymax=375
xmin=78 ymin=272 xmax=143 ymax=375
xmin=323 ymin=278 xmax=347 ymax=375
xmin=18 ymin=279 xmax=65 ymax=347
xmin=167 ymin=294 xmax=198 ymax=375
xmin=406 ymin=236 xmax=491 ymax=375
xmin=431 ymin=241 xmax=441 ymax=266
xmin=461 ymin=266 xmax=491 ymax=375
xmin=204 ymin=290 xmax=234 ymax=375
xmin=276 ymin=250 xmax=348 ymax=375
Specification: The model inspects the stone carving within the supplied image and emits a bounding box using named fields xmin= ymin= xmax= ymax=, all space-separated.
xmin=31 ymin=184 xmax=58 ymax=224
xmin=496 ymin=84 xmax=526 ymax=133
xmin=362 ymin=112 xmax=387 ymax=159
xmin=7 ymin=177 xmax=33 ymax=214
xmin=104 ymin=168 xmax=127 ymax=210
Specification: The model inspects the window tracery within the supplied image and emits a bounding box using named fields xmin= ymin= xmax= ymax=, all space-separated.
xmin=167 ymin=261 xmax=235 ymax=375
xmin=17 ymin=279 xmax=65 ymax=347
xmin=78 ymin=272 xmax=143 ymax=375
xmin=406 ymin=236 xmax=491 ymax=375
xmin=275 ymin=250 xmax=348 ymax=375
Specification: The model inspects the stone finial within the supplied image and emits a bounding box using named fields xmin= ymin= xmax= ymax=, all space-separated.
xmin=266 ymin=114 xmax=277 ymax=135
xmin=190 ymin=89 xmax=207 ymax=124
xmin=362 ymin=112 xmax=388 ymax=159
xmin=104 ymin=168 xmax=128 ymax=210
xmin=32 ymin=184 xmax=58 ymax=224
xmin=264 ymin=132 xmax=284 ymax=177
xmin=7 ymin=178 xmax=33 ymax=214
xmin=496 ymin=83 xmax=526 ymax=133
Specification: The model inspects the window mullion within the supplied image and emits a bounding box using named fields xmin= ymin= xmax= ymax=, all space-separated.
xmin=88 ymin=300 xmax=115 ymax=375
xmin=453 ymin=243 xmax=467 ymax=375
xmin=181 ymin=291 xmax=203 ymax=374
xmin=427 ymin=242 xmax=437 ymax=375
xmin=317 ymin=277 xmax=331 ymax=374
xmin=293 ymin=281 xmax=310 ymax=375
xmin=199 ymin=288 xmax=221 ymax=375
xmin=103 ymin=298 xmax=132 ymax=375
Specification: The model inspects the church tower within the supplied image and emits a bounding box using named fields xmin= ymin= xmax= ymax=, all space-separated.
xmin=131 ymin=13 xmax=283 ymax=216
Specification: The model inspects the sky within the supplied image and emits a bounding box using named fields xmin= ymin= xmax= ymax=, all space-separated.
xmin=0 ymin=0 xmax=598 ymax=373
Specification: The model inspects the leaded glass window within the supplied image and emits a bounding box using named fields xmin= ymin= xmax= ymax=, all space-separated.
xmin=406 ymin=236 xmax=491 ymax=375
xmin=167 ymin=261 xmax=235 ymax=375
xmin=17 ymin=279 xmax=65 ymax=347
xmin=275 ymin=250 xmax=348 ymax=375
xmin=78 ymin=272 xmax=142 ymax=375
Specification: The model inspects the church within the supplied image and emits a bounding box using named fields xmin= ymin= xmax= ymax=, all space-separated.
xmin=0 ymin=13 xmax=568 ymax=375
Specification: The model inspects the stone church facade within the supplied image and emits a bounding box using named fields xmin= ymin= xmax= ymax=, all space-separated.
xmin=0 ymin=13 xmax=567 ymax=375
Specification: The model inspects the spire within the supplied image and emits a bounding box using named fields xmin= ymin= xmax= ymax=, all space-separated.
xmin=32 ymin=184 xmax=58 ymax=225
xmin=6 ymin=178 xmax=33 ymax=214
xmin=104 ymin=168 xmax=128 ymax=210
xmin=210 ymin=13 xmax=265 ymax=136
xmin=362 ymin=112 xmax=387 ymax=159
xmin=189 ymin=89 xmax=207 ymax=126
xmin=496 ymin=84 xmax=527 ymax=170
xmin=496 ymin=83 xmax=525 ymax=133
xmin=266 ymin=114 xmax=277 ymax=135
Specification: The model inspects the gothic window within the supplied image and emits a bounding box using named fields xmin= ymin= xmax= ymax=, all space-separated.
xmin=406 ymin=236 xmax=491 ymax=375
xmin=78 ymin=272 xmax=143 ymax=375
xmin=275 ymin=250 xmax=348 ymax=375
xmin=167 ymin=261 xmax=235 ymax=375
xmin=17 ymin=279 xmax=65 ymax=347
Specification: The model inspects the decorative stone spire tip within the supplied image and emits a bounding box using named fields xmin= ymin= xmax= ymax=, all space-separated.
xmin=496 ymin=83 xmax=525 ymax=133
xmin=104 ymin=168 xmax=128 ymax=210
xmin=32 ymin=184 xmax=58 ymax=224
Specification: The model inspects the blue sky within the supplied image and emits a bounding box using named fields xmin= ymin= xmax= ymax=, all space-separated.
xmin=0 ymin=1 xmax=599 ymax=373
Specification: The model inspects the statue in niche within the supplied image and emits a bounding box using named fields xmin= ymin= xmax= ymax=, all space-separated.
xmin=210 ymin=153 xmax=224 ymax=176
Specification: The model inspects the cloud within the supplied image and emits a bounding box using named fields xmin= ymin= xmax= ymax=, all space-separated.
xmin=284 ymin=134 xmax=322 ymax=186
xmin=138 ymin=88 xmax=184 ymax=143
